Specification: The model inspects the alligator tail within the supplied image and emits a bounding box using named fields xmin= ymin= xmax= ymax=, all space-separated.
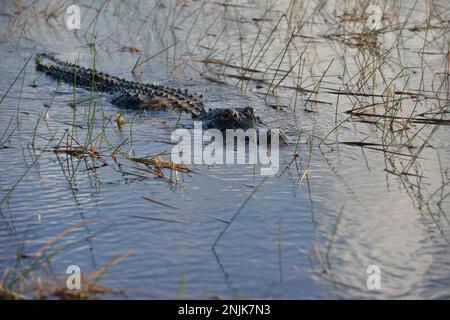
xmin=35 ymin=53 xmax=206 ymax=115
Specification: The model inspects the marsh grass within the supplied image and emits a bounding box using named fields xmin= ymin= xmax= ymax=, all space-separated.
xmin=212 ymin=177 xmax=268 ymax=250
xmin=0 ymin=0 xmax=449 ymax=299
xmin=0 ymin=219 xmax=137 ymax=299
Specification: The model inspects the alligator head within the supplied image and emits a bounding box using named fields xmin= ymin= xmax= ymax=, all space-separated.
xmin=195 ymin=107 xmax=267 ymax=133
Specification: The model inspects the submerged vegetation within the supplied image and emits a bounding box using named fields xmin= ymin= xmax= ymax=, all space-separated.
xmin=0 ymin=0 xmax=449 ymax=299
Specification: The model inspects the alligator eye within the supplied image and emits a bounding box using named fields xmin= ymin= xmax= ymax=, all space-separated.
xmin=191 ymin=105 xmax=202 ymax=117
xmin=243 ymin=107 xmax=254 ymax=117
xmin=221 ymin=109 xmax=234 ymax=120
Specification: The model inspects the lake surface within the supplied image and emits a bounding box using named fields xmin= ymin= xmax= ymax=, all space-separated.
xmin=0 ymin=0 xmax=449 ymax=299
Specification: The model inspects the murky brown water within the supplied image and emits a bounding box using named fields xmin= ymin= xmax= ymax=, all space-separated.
xmin=0 ymin=0 xmax=449 ymax=299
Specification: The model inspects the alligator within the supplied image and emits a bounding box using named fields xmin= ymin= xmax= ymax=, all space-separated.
xmin=35 ymin=53 xmax=268 ymax=135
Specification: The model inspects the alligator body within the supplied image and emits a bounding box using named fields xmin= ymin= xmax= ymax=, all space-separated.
xmin=35 ymin=53 xmax=267 ymax=134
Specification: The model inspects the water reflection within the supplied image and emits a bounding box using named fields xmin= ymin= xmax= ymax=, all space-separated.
xmin=0 ymin=0 xmax=449 ymax=299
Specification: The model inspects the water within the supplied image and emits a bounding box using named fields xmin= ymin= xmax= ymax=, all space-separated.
xmin=0 ymin=0 xmax=449 ymax=299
